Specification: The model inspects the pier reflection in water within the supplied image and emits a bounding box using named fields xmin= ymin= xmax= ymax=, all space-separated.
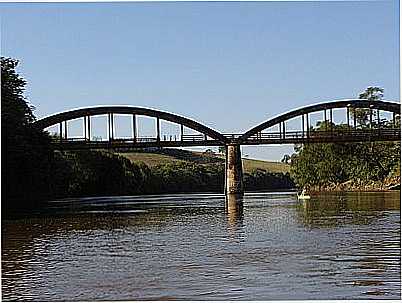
xmin=1 ymin=192 xmax=400 ymax=301
xmin=225 ymin=193 xmax=243 ymax=225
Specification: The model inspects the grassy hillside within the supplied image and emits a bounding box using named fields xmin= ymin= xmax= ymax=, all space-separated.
xmin=118 ymin=149 xmax=290 ymax=174
xmin=242 ymin=158 xmax=290 ymax=174
xmin=119 ymin=152 xmax=182 ymax=167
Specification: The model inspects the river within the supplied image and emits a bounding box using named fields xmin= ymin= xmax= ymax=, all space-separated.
xmin=1 ymin=191 xmax=400 ymax=300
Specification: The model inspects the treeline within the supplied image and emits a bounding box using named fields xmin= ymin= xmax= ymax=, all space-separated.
xmin=244 ymin=169 xmax=294 ymax=191
xmin=290 ymin=87 xmax=400 ymax=191
xmin=50 ymin=151 xmax=225 ymax=196
xmin=50 ymin=150 xmax=293 ymax=197
xmin=2 ymin=57 xmax=294 ymax=216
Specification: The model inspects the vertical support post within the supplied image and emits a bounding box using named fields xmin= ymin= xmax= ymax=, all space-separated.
xmin=180 ymin=124 xmax=184 ymax=141
xmin=353 ymin=108 xmax=357 ymax=129
xmin=204 ymin=134 xmax=207 ymax=141
xmin=59 ymin=122 xmax=63 ymax=142
xmin=279 ymin=123 xmax=282 ymax=139
xmin=87 ymin=116 xmax=91 ymax=141
xmin=282 ymin=121 xmax=286 ymax=139
xmin=83 ymin=116 xmax=87 ymax=140
xmin=132 ymin=114 xmax=137 ymax=143
xmin=111 ymin=113 xmax=114 ymax=140
xmin=324 ymin=109 xmax=327 ymax=131
xmin=156 ymin=117 xmax=160 ymax=141
xmin=225 ymin=144 xmax=244 ymax=195
xmin=108 ymin=113 xmax=111 ymax=141
xmin=302 ymin=114 xmax=305 ymax=138
xmin=306 ymin=113 xmax=309 ymax=139
xmin=346 ymin=107 xmax=350 ymax=130
xmin=330 ymin=109 xmax=333 ymax=134
xmin=64 ymin=121 xmax=68 ymax=139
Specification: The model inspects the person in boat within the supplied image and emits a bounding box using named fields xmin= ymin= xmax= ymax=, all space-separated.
xmin=298 ymin=187 xmax=311 ymax=199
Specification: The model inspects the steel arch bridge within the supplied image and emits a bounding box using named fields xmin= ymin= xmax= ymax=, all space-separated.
xmin=33 ymin=106 xmax=230 ymax=149
xmin=33 ymin=99 xmax=400 ymax=149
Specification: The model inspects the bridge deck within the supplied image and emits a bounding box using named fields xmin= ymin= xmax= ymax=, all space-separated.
xmin=50 ymin=129 xmax=400 ymax=149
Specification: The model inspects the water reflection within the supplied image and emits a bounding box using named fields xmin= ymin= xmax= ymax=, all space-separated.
xmin=296 ymin=191 xmax=400 ymax=228
xmin=225 ymin=194 xmax=244 ymax=239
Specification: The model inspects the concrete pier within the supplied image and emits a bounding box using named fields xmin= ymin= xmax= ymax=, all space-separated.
xmin=225 ymin=144 xmax=244 ymax=195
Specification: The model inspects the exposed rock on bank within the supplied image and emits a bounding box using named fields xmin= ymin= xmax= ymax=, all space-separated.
xmin=310 ymin=176 xmax=401 ymax=192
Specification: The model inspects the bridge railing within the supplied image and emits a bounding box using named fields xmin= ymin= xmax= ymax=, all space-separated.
xmin=50 ymin=134 xmax=222 ymax=143
xmin=222 ymin=134 xmax=243 ymax=139
xmin=244 ymin=128 xmax=400 ymax=142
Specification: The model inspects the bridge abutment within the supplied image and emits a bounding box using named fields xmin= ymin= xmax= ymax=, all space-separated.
xmin=225 ymin=144 xmax=244 ymax=195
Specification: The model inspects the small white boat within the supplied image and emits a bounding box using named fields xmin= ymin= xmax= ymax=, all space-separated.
xmin=297 ymin=189 xmax=311 ymax=200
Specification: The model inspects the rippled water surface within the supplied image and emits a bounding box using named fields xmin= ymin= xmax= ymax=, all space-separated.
xmin=2 ymin=191 xmax=400 ymax=300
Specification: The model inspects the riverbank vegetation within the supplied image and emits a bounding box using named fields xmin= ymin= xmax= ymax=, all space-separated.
xmin=289 ymin=87 xmax=400 ymax=192
xmin=49 ymin=150 xmax=293 ymax=197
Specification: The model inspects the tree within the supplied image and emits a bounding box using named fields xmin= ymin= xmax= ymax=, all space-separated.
xmin=290 ymin=87 xmax=399 ymax=190
xmin=351 ymin=86 xmax=384 ymax=127
xmin=358 ymin=86 xmax=384 ymax=101
xmin=218 ymin=146 xmax=226 ymax=154
xmin=2 ymin=57 xmax=53 ymax=216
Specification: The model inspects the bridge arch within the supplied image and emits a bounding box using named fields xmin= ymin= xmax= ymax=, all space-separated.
xmin=33 ymin=106 xmax=229 ymax=144
xmin=239 ymin=99 xmax=400 ymax=143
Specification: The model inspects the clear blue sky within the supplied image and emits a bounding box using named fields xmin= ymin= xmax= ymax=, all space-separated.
xmin=1 ymin=1 xmax=399 ymax=160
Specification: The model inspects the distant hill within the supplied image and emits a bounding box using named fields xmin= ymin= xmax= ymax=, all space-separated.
xmin=118 ymin=148 xmax=290 ymax=174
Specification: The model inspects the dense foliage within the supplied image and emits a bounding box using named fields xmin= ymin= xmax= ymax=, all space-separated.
xmin=49 ymin=151 xmax=152 ymax=197
xmin=244 ymin=169 xmax=294 ymax=191
xmin=49 ymin=151 xmax=224 ymax=196
xmin=151 ymin=161 xmax=225 ymax=193
xmin=2 ymin=57 xmax=53 ymax=215
xmin=290 ymin=88 xmax=400 ymax=191
xmin=50 ymin=151 xmax=293 ymax=197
